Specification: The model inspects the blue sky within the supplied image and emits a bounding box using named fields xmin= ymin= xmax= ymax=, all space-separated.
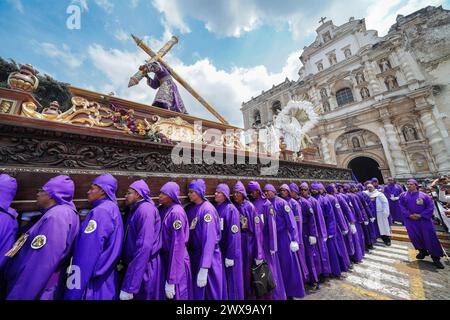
xmin=1 ymin=0 xmax=448 ymax=126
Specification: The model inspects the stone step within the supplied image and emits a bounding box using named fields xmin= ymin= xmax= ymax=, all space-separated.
xmin=391 ymin=233 xmax=450 ymax=249
xmin=391 ymin=226 xmax=449 ymax=240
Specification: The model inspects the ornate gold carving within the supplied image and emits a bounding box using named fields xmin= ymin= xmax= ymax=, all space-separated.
xmin=21 ymin=96 xmax=114 ymax=127
xmin=149 ymin=115 xmax=196 ymax=142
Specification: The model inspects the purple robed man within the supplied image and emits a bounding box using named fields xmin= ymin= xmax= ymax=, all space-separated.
xmin=142 ymin=61 xmax=188 ymax=114
xmin=64 ymin=174 xmax=124 ymax=300
xmin=0 ymin=174 xmax=18 ymax=295
xmin=264 ymin=184 xmax=305 ymax=299
xmin=6 ymin=175 xmax=80 ymax=300
xmin=248 ymin=181 xmax=286 ymax=300
xmin=158 ymin=182 xmax=193 ymax=300
xmin=279 ymin=184 xmax=309 ymax=283
xmin=323 ymin=184 xmax=352 ymax=272
xmin=232 ymin=181 xmax=264 ymax=300
xmin=293 ymin=183 xmax=321 ymax=289
xmin=335 ymin=184 xmax=364 ymax=263
xmin=120 ymin=180 xmax=164 ymax=300
xmin=384 ymin=178 xmax=404 ymax=224
xmin=352 ymin=184 xmax=378 ymax=247
xmin=399 ymin=179 xmax=445 ymax=269
xmin=301 ymin=182 xmax=331 ymax=278
xmin=342 ymin=184 xmax=369 ymax=253
xmin=215 ymin=184 xmax=244 ymax=300
xmin=186 ymin=179 xmax=226 ymax=300
xmin=311 ymin=182 xmax=350 ymax=277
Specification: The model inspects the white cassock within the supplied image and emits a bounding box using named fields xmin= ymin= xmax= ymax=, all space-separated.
xmin=365 ymin=190 xmax=391 ymax=236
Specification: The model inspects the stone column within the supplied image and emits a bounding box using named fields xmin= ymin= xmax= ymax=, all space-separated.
xmin=364 ymin=59 xmax=382 ymax=95
xmin=418 ymin=105 xmax=450 ymax=172
xmin=381 ymin=116 xmax=410 ymax=177
xmin=320 ymin=135 xmax=332 ymax=164
xmin=395 ymin=48 xmax=416 ymax=84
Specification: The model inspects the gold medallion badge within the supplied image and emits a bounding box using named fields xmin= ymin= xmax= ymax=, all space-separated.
xmin=255 ymin=216 xmax=261 ymax=224
xmin=416 ymin=198 xmax=424 ymax=205
xmin=335 ymin=204 xmax=341 ymax=209
xmin=31 ymin=235 xmax=47 ymax=250
xmin=231 ymin=224 xmax=239 ymax=234
xmin=204 ymin=213 xmax=212 ymax=223
xmin=84 ymin=220 xmax=97 ymax=234
xmin=284 ymin=205 xmax=291 ymax=213
xmin=173 ymin=219 xmax=182 ymax=230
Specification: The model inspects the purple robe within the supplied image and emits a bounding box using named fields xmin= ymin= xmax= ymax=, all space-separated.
xmin=186 ymin=200 xmax=226 ymax=300
xmin=295 ymin=196 xmax=321 ymax=283
xmin=65 ymin=174 xmax=124 ymax=300
xmin=323 ymin=193 xmax=351 ymax=272
xmin=235 ymin=198 xmax=264 ymax=299
xmin=345 ymin=192 xmax=369 ymax=253
xmin=384 ymin=184 xmax=404 ymax=224
xmin=336 ymin=193 xmax=364 ymax=262
xmin=121 ymin=180 xmax=164 ymax=300
xmin=6 ymin=175 xmax=80 ymax=300
xmin=159 ymin=181 xmax=193 ymax=300
xmin=215 ymin=199 xmax=244 ymax=300
xmin=285 ymin=197 xmax=309 ymax=282
xmin=0 ymin=174 xmax=18 ymax=293
xmin=399 ymin=191 xmax=444 ymax=258
xmin=269 ymin=195 xmax=305 ymax=298
xmin=313 ymin=193 xmax=346 ymax=277
xmin=356 ymin=191 xmax=379 ymax=242
xmin=303 ymin=195 xmax=331 ymax=276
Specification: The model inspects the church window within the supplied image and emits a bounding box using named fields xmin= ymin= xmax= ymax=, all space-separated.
xmin=336 ymin=88 xmax=354 ymax=107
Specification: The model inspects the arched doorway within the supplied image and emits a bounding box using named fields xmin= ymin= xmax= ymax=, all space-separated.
xmin=348 ymin=156 xmax=384 ymax=184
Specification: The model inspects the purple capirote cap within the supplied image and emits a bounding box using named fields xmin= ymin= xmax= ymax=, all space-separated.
xmin=216 ymin=183 xmax=231 ymax=202
xmin=388 ymin=177 xmax=395 ymax=182
xmin=371 ymin=178 xmax=379 ymax=183
xmin=279 ymin=184 xmax=291 ymax=192
xmin=43 ymin=175 xmax=76 ymax=211
xmin=247 ymin=181 xmax=266 ymax=199
xmin=130 ymin=180 xmax=154 ymax=204
xmin=407 ymin=179 xmax=419 ymax=187
xmin=343 ymin=184 xmax=351 ymax=191
xmin=325 ymin=184 xmax=336 ymax=194
xmin=310 ymin=182 xmax=323 ymax=191
xmin=0 ymin=174 xmax=17 ymax=213
xmin=160 ymin=181 xmax=181 ymax=204
xmin=300 ymin=182 xmax=309 ymax=190
xmin=93 ymin=173 xmax=118 ymax=203
xmin=289 ymin=183 xmax=300 ymax=193
xmin=188 ymin=179 xmax=207 ymax=201
xmin=263 ymin=184 xmax=277 ymax=194
xmin=233 ymin=181 xmax=248 ymax=199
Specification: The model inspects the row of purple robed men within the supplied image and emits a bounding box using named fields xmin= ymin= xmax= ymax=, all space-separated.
xmin=0 ymin=173 xmax=444 ymax=300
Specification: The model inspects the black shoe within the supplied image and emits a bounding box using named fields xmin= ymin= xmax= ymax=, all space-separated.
xmin=368 ymin=244 xmax=374 ymax=250
xmin=416 ymin=250 xmax=429 ymax=260
xmin=310 ymin=283 xmax=320 ymax=291
xmin=432 ymin=258 xmax=445 ymax=269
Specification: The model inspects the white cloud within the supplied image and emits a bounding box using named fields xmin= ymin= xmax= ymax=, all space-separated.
xmin=7 ymin=0 xmax=24 ymax=13
xmin=94 ymin=0 xmax=114 ymax=13
xmin=86 ymin=42 xmax=302 ymax=127
xmin=71 ymin=0 xmax=89 ymax=11
xmin=114 ymin=29 xmax=129 ymax=42
xmin=131 ymin=0 xmax=140 ymax=8
xmin=32 ymin=42 xmax=84 ymax=69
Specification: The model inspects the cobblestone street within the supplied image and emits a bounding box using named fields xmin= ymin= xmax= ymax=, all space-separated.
xmin=302 ymin=240 xmax=450 ymax=300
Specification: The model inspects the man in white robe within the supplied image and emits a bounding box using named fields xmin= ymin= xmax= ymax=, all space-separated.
xmin=365 ymin=184 xmax=392 ymax=246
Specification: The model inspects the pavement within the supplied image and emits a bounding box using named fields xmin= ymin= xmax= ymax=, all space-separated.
xmin=301 ymin=240 xmax=450 ymax=300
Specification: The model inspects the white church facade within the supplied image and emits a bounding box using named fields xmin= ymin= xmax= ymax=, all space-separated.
xmin=241 ymin=5 xmax=450 ymax=183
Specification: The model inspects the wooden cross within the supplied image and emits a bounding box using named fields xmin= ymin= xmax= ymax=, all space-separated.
xmin=319 ymin=17 xmax=327 ymax=24
xmin=130 ymin=34 xmax=229 ymax=125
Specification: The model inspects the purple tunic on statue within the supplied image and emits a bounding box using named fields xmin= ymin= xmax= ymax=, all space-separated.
xmin=186 ymin=179 xmax=226 ymax=300
xmin=264 ymin=184 xmax=304 ymax=298
xmin=233 ymin=181 xmax=264 ymax=300
xmin=399 ymin=190 xmax=444 ymax=258
xmin=248 ymin=181 xmax=286 ymax=300
xmin=0 ymin=174 xmax=18 ymax=283
xmin=159 ymin=182 xmax=193 ymax=300
xmin=121 ymin=180 xmax=164 ymax=300
xmin=215 ymin=184 xmax=244 ymax=300
xmin=6 ymin=175 xmax=80 ymax=300
xmin=384 ymin=184 xmax=404 ymax=224
xmin=64 ymin=174 xmax=124 ymax=300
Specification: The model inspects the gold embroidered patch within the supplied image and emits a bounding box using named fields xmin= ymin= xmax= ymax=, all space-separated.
xmin=284 ymin=205 xmax=291 ymax=212
xmin=255 ymin=216 xmax=261 ymax=224
xmin=335 ymin=204 xmax=341 ymax=209
xmin=31 ymin=235 xmax=47 ymax=250
xmin=173 ymin=219 xmax=182 ymax=230
xmin=416 ymin=198 xmax=424 ymax=205
xmin=190 ymin=217 xmax=198 ymax=230
xmin=231 ymin=224 xmax=239 ymax=234
xmin=84 ymin=220 xmax=97 ymax=234
xmin=240 ymin=216 xmax=248 ymax=230
xmin=204 ymin=213 xmax=212 ymax=223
